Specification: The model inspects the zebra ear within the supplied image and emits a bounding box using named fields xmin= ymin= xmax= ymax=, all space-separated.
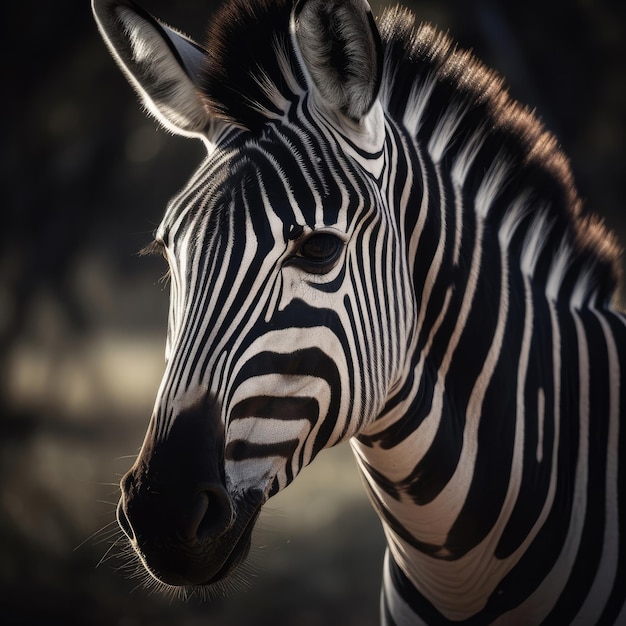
xmin=292 ymin=0 xmax=383 ymax=121
xmin=92 ymin=0 xmax=211 ymax=138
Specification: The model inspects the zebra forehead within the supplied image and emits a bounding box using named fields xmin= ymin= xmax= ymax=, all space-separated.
xmin=162 ymin=140 xmax=318 ymax=239
xmin=166 ymin=114 xmax=374 ymax=239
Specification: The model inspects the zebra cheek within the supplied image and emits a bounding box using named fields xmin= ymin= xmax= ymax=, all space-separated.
xmin=223 ymin=385 xmax=328 ymax=495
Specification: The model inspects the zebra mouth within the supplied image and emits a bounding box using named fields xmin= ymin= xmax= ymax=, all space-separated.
xmin=199 ymin=506 xmax=261 ymax=585
xmin=131 ymin=505 xmax=261 ymax=588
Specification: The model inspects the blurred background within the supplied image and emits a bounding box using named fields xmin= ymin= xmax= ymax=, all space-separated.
xmin=2 ymin=0 xmax=624 ymax=624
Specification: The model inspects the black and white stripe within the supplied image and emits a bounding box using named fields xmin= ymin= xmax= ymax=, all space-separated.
xmin=93 ymin=0 xmax=625 ymax=621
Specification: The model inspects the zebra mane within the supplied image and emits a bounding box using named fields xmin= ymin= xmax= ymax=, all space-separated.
xmin=200 ymin=0 xmax=300 ymax=130
xmin=199 ymin=0 xmax=621 ymax=307
xmin=377 ymin=6 xmax=621 ymax=308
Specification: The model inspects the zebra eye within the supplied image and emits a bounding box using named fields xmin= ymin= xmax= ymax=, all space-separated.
xmin=291 ymin=233 xmax=344 ymax=274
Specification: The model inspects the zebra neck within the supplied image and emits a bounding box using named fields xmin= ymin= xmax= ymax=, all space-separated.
xmin=350 ymin=343 xmax=515 ymax=621
xmin=347 ymin=155 xmax=540 ymax=619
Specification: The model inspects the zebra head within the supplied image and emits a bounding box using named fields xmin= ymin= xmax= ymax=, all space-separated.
xmin=93 ymin=0 xmax=414 ymax=590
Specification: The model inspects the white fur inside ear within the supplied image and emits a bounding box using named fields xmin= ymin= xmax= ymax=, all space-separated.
xmin=325 ymin=100 xmax=386 ymax=176
xmin=115 ymin=7 xmax=210 ymax=138
xmin=292 ymin=0 xmax=380 ymax=121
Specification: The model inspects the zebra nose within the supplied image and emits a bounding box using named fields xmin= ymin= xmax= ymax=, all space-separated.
xmin=117 ymin=471 xmax=235 ymax=547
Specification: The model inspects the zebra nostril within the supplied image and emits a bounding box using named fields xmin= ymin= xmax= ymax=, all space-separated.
xmin=116 ymin=498 xmax=135 ymax=542
xmin=184 ymin=485 xmax=235 ymax=543
xmin=117 ymin=470 xmax=139 ymax=541
xmin=120 ymin=470 xmax=136 ymax=496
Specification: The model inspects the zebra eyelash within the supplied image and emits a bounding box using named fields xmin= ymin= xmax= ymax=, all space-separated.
xmin=139 ymin=239 xmax=171 ymax=284
xmin=139 ymin=238 xmax=166 ymax=257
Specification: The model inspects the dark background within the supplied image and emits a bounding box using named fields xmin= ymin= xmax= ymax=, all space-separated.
xmin=2 ymin=1 xmax=624 ymax=624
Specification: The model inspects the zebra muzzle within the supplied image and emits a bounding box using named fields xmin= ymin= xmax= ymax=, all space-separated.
xmin=117 ymin=472 xmax=260 ymax=586
xmin=115 ymin=395 xmax=261 ymax=586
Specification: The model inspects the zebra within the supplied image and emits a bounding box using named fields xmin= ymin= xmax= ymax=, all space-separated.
xmin=92 ymin=0 xmax=625 ymax=622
